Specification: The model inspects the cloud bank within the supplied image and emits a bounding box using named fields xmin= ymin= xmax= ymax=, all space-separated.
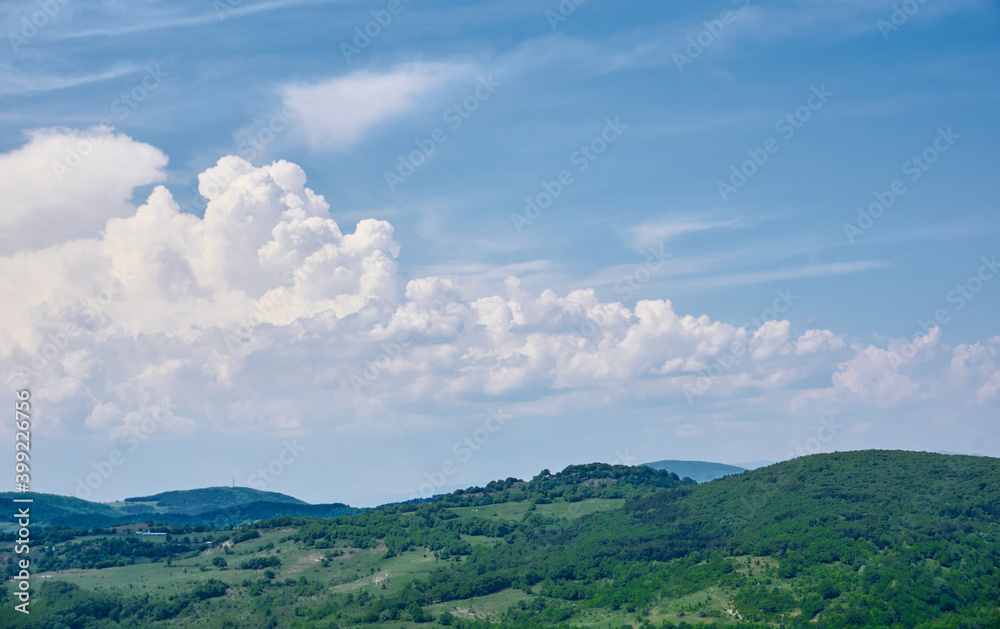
xmin=1 ymin=129 xmax=997 ymax=458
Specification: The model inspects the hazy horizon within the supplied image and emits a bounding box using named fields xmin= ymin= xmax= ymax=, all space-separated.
xmin=15 ymin=448 xmax=990 ymax=509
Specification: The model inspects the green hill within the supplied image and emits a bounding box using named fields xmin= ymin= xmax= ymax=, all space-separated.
xmin=0 ymin=486 xmax=355 ymax=531
xmin=642 ymin=459 xmax=747 ymax=483
xmin=623 ymin=449 xmax=999 ymax=559
xmin=0 ymin=492 xmax=124 ymax=529
xmin=122 ymin=486 xmax=308 ymax=515
xmin=2 ymin=451 xmax=998 ymax=629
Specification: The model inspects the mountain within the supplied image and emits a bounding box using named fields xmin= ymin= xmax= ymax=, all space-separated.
xmin=0 ymin=486 xmax=357 ymax=531
xmin=0 ymin=492 xmax=125 ymax=529
xmin=2 ymin=451 xmax=998 ymax=629
xmin=642 ymin=458 xmax=747 ymax=482
xmin=122 ymin=486 xmax=307 ymax=515
xmin=626 ymin=450 xmax=1000 ymax=560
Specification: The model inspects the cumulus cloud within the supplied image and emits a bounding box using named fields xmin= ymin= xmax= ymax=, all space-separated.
xmin=2 ymin=129 xmax=998 ymax=445
xmin=282 ymin=62 xmax=466 ymax=151
xmin=950 ymin=337 xmax=1000 ymax=404
xmin=0 ymin=127 xmax=167 ymax=254
xmin=830 ymin=344 xmax=921 ymax=406
xmin=795 ymin=329 xmax=845 ymax=354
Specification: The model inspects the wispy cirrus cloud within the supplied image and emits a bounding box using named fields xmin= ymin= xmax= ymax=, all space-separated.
xmin=627 ymin=215 xmax=739 ymax=251
xmin=281 ymin=62 xmax=471 ymax=152
xmin=37 ymin=0 xmax=344 ymax=41
xmin=670 ymin=260 xmax=892 ymax=291
xmin=0 ymin=64 xmax=136 ymax=96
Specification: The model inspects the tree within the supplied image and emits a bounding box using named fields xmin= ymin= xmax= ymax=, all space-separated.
xmin=192 ymin=578 xmax=228 ymax=600
xmin=818 ymin=579 xmax=839 ymax=599
xmin=409 ymin=603 xmax=433 ymax=623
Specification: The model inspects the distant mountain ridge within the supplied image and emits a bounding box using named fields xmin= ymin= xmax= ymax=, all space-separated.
xmin=641 ymin=459 xmax=747 ymax=483
xmin=8 ymin=452 xmax=986 ymax=531
xmin=0 ymin=486 xmax=357 ymax=531
xmin=123 ymin=486 xmax=307 ymax=515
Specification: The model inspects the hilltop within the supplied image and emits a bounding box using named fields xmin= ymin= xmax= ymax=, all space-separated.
xmin=0 ymin=486 xmax=356 ymax=531
xmin=122 ymin=486 xmax=308 ymax=515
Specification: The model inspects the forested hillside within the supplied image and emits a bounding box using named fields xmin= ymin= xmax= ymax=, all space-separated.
xmin=0 ymin=487 xmax=358 ymax=531
xmin=2 ymin=452 xmax=997 ymax=629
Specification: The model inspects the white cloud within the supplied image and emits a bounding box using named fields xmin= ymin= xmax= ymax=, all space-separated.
xmin=2 ymin=130 xmax=998 ymax=452
xmin=0 ymin=66 xmax=137 ymax=97
xmin=950 ymin=337 xmax=1000 ymax=404
xmin=830 ymin=344 xmax=921 ymax=406
xmin=796 ymin=329 xmax=845 ymax=354
xmin=686 ymin=261 xmax=893 ymax=290
xmin=282 ymin=63 xmax=467 ymax=151
xmin=750 ymin=320 xmax=792 ymax=362
xmin=0 ymin=127 xmax=167 ymax=254
xmin=627 ymin=215 xmax=737 ymax=252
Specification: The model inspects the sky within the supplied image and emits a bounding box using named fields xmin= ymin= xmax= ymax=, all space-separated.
xmin=0 ymin=0 xmax=998 ymax=507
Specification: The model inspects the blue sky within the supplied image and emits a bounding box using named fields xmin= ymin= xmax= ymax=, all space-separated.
xmin=1 ymin=0 xmax=998 ymax=505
